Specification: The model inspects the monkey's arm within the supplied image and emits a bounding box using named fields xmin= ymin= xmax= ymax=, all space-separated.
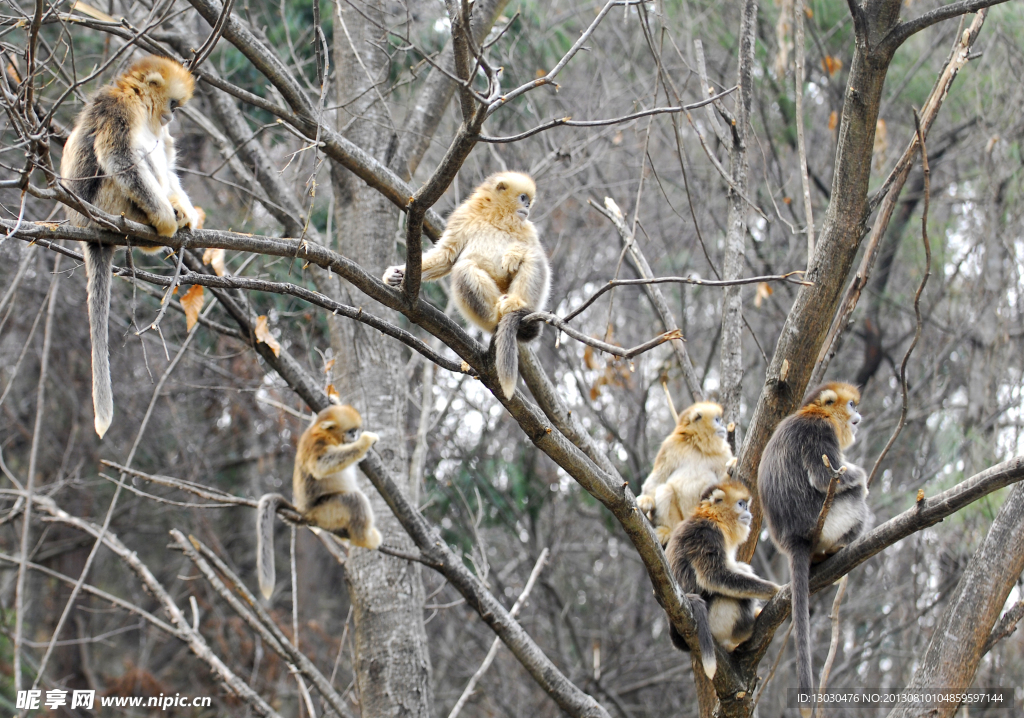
xmin=638 ymin=449 xmax=675 ymax=512
xmin=163 ymin=129 xmax=200 ymax=228
xmin=309 ymin=432 xmax=379 ymax=478
xmin=383 ymin=231 xmax=465 ymax=286
xmin=801 ymin=422 xmax=845 ymax=493
xmin=94 ymin=122 xmax=178 ymax=237
xmin=686 ymin=524 xmax=780 ymax=599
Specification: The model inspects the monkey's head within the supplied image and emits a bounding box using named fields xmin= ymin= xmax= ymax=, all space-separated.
xmin=118 ymin=56 xmax=195 ymax=126
xmin=673 ymin=402 xmax=729 ymax=454
xmin=693 ymin=480 xmax=753 ymax=546
xmin=311 ymin=404 xmax=364 ymax=444
xmin=472 ymin=172 xmax=536 ymax=225
xmin=800 ymin=382 xmax=862 ymax=450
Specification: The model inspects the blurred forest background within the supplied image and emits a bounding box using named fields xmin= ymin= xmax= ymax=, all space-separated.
xmin=1 ymin=0 xmax=1023 ymax=715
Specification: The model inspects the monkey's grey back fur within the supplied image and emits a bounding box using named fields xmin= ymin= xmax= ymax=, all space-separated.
xmin=758 ymin=412 xmax=869 ymax=711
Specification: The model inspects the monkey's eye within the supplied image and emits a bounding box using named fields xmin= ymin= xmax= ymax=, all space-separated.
xmin=169 ymin=99 xmax=179 ymax=111
xmin=519 ymin=193 xmax=529 ymax=205
xmin=848 ymin=400 xmax=855 ymax=409
xmin=737 ymin=500 xmax=748 ymax=511
xmin=345 ymin=429 xmax=360 ymax=441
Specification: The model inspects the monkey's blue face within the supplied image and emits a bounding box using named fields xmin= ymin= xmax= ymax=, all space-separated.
xmin=344 ymin=427 xmax=361 ymax=443
xmin=713 ymin=414 xmax=727 ymax=439
xmin=736 ymin=499 xmax=752 ymax=525
xmin=847 ymin=400 xmax=862 ymax=435
xmin=515 ymin=192 xmax=532 ymax=220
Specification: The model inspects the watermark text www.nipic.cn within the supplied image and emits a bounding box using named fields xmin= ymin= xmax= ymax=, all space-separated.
xmin=16 ymin=689 xmax=213 ymax=711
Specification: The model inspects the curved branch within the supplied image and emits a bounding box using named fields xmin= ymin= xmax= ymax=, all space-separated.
xmin=879 ymin=0 xmax=1010 ymax=55
xmin=479 ymin=87 xmax=738 ymax=143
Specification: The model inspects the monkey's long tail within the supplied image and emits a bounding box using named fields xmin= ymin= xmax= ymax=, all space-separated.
xmin=257 ymin=493 xmax=288 ymax=600
xmin=83 ymin=242 xmax=114 ymax=438
xmin=790 ymin=542 xmax=814 ymax=717
xmin=493 ymin=309 xmax=535 ymax=399
xmin=667 ymin=594 xmax=717 ymax=679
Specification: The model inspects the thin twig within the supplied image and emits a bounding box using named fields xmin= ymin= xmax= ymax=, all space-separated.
xmin=564 ymin=272 xmax=810 ymax=323
xmin=809 ymin=455 xmax=846 ymax=552
xmin=750 ymin=622 xmax=792 ymax=712
xmin=479 ymin=88 xmax=738 ymax=143
xmin=866 ymin=110 xmax=931 ymax=488
xmin=813 ymin=575 xmax=849 ymax=718
xmin=794 ymin=0 xmax=815 ymax=270
xmin=13 ymin=252 xmax=61 ymax=693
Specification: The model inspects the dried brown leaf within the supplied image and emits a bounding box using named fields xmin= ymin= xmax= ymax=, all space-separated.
xmin=255 ymin=315 xmax=281 ymax=357
xmin=202 ymin=247 xmax=227 ymax=276
xmin=180 ymin=285 xmax=204 ymax=331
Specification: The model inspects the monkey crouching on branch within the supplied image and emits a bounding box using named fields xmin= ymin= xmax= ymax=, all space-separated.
xmin=637 ymin=402 xmax=734 ymax=544
xmin=757 ymin=382 xmax=869 ymax=713
xmin=383 ymin=172 xmax=550 ymax=399
xmin=665 ymin=480 xmax=780 ymax=679
xmin=60 ymin=55 xmax=201 ymax=438
xmin=257 ymin=405 xmax=381 ymax=599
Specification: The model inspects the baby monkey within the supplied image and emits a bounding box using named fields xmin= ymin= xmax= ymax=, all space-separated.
xmin=257 ymin=405 xmax=381 ymax=599
xmin=383 ymin=172 xmax=550 ymax=399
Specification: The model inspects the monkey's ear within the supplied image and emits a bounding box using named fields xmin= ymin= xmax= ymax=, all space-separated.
xmin=819 ymin=389 xmax=838 ymax=405
xmin=320 ymin=420 xmax=337 ymax=430
xmin=144 ymin=72 xmax=165 ymax=87
xmin=693 ymin=413 xmax=702 ymax=422
xmin=495 ymin=181 xmax=507 ymax=192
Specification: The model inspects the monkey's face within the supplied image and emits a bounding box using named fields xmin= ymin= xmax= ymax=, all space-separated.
xmin=313 ymin=405 xmax=363 ymax=443
xmin=680 ymin=402 xmax=727 ymax=441
xmin=489 ymin=172 xmax=537 ymax=222
xmin=804 ymin=383 xmax=862 ymax=449
xmin=125 ymin=56 xmax=194 ymax=126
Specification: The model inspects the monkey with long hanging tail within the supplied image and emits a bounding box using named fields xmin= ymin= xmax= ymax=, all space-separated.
xmin=61 ymin=56 xmax=200 ymax=437
xmin=758 ymin=382 xmax=869 ymax=716
xmin=383 ymin=172 xmax=550 ymax=399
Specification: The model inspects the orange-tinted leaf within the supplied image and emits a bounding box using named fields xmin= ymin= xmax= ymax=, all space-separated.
xmin=783 ymin=196 xmax=792 ymax=205
xmin=255 ymin=315 xmax=282 ymax=357
xmin=828 ymin=110 xmax=839 ymax=132
xmin=324 ymin=358 xmax=336 ymax=373
xmin=202 ymin=247 xmax=227 ymax=276
xmin=754 ymin=282 xmax=774 ymax=309
xmin=326 ymin=384 xmax=341 ymax=404
xmin=71 ymin=1 xmax=117 ymax=22
xmin=180 ymin=285 xmax=204 ymax=331
xmin=821 ymin=55 xmax=842 ymax=76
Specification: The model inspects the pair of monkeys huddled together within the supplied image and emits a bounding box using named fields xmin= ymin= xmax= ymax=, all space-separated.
xmin=66 ymin=56 xmax=864 ymax=704
xmin=643 ymin=383 xmax=869 ymax=708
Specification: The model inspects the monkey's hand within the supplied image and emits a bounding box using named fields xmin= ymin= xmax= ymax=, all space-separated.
xmin=725 ymin=457 xmax=738 ymax=477
xmin=636 ymin=494 xmax=656 ymax=514
xmin=170 ymin=195 xmax=201 ymax=230
xmin=496 ymin=294 xmax=528 ymax=317
xmin=149 ymin=200 xmax=179 ymax=237
xmin=654 ymin=525 xmax=672 ymax=546
xmin=382 ymin=265 xmax=406 ymax=287
xmin=501 ymin=248 xmax=526 ymax=274
xmin=360 ymin=431 xmax=380 ymax=446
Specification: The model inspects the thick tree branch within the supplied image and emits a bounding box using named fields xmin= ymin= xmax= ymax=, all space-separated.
xmin=879 ymin=0 xmax=1011 ymax=55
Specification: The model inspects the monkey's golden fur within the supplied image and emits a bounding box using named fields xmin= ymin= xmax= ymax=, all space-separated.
xmin=61 ymin=55 xmax=199 ymax=438
xmin=383 ymin=172 xmax=550 ymax=398
xmin=257 ymin=405 xmax=381 ymax=599
xmin=637 ymin=402 xmax=734 ymax=544
xmin=665 ymin=480 xmax=779 ymax=677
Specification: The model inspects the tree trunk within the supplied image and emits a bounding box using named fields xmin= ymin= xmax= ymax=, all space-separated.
xmin=327 ymin=1 xmax=434 ymax=714
xmin=887 ymin=482 xmax=1024 ymax=718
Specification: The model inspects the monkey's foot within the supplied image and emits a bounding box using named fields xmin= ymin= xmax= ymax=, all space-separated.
xmin=496 ymin=294 xmax=528 ymax=316
xmin=382 ymin=265 xmax=406 ymax=287
xmin=354 ymin=528 xmax=383 ymax=550
xmin=655 ymin=525 xmax=672 ymax=545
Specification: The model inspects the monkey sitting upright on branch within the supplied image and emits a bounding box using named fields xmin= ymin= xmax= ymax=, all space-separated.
xmin=257 ymin=405 xmax=381 ymax=599
xmin=637 ymin=402 xmax=735 ymax=544
xmin=758 ymin=382 xmax=870 ymax=715
xmin=383 ymin=172 xmax=550 ymax=399
xmin=60 ymin=55 xmax=201 ymax=438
